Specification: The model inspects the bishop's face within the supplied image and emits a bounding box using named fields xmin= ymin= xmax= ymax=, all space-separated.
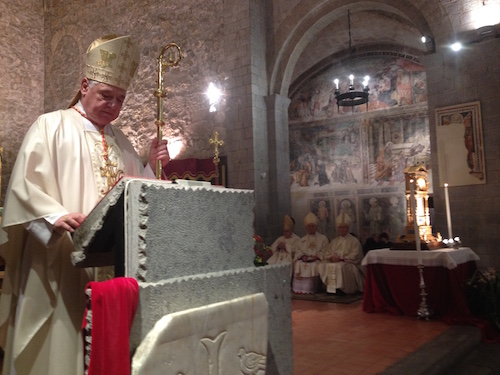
xmin=305 ymin=223 xmax=317 ymax=235
xmin=337 ymin=224 xmax=349 ymax=237
xmin=80 ymin=78 xmax=126 ymax=127
xmin=283 ymin=229 xmax=293 ymax=239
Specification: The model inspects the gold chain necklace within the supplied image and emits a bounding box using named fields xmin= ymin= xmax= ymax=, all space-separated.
xmin=72 ymin=106 xmax=123 ymax=194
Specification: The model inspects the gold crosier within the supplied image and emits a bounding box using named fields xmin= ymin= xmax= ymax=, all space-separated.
xmin=154 ymin=43 xmax=182 ymax=179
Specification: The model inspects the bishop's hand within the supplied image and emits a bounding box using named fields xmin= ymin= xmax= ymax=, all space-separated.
xmin=148 ymin=137 xmax=170 ymax=170
xmin=54 ymin=212 xmax=87 ymax=234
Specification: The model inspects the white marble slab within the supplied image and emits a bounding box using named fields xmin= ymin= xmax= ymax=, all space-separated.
xmin=132 ymin=293 xmax=268 ymax=375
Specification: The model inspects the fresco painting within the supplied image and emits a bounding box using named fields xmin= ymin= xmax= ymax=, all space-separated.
xmin=358 ymin=195 xmax=407 ymax=243
xmin=289 ymin=55 xmax=431 ymax=243
xmin=309 ymin=198 xmax=332 ymax=238
xmin=289 ymin=57 xmax=427 ymax=122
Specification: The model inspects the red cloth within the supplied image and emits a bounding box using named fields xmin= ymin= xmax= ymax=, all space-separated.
xmin=163 ymin=158 xmax=217 ymax=181
xmin=82 ymin=277 xmax=139 ymax=375
xmin=363 ymin=261 xmax=476 ymax=319
xmin=362 ymin=261 xmax=500 ymax=342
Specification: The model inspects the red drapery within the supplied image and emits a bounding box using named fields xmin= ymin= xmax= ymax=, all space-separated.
xmin=82 ymin=277 xmax=139 ymax=375
xmin=363 ymin=261 xmax=475 ymax=320
xmin=163 ymin=158 xmax=217 ymax=181
xmin=363 ymin=261 xmax=500 ymax=342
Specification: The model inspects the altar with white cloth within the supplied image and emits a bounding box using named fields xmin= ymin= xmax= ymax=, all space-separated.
xmin=362 ymin=247 xmax=479 ymax=320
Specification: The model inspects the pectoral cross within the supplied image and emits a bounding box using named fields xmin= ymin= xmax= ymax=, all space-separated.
xmin=100 ymin=159 xmax=123 ymax=195
xmin=209 ymin=131 xmax=224 ymax=185
xmin=99 ymin=142 xmax=123 ymax=195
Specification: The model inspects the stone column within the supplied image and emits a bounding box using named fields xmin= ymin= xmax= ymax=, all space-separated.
xmin=265 ymin=94 xmax=292 ymax=241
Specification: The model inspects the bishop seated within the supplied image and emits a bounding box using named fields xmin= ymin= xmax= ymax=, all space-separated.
xmin=317 ymin=211 xmax=365 ymax=295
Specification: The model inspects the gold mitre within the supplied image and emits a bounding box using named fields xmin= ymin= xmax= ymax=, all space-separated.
xmin=336 ymin=210 xmax=352 ymax=227
xmin=69 ymin=35 xmax=140 ymax=107
xmin=283 ymin=215 xmax=294 ymax=231
xmin=86 ymin=34 xmax=140 ymax=89
xmin=303 ymin=212 xmax=319 ymax=226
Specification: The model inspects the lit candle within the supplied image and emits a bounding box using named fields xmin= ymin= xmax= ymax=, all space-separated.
xmin=410 ymin=179 xmax=422 ymax=263
xmin=444 ymin=183 xmax=453 ymax=240
xmin=363 ymin=75 xmax=370 ymax=89
xmin=334 ymin=78 xmax=339 ymax=90
xmin=349 ymin=74 xmax=354 ymax=86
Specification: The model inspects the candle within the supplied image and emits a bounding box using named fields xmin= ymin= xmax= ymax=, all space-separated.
xmin=349 ymin=74 xmax=354 ymax=86
xmin=334 ymin=78 xmax=339 ymax=90
xmin=410 ymin=180 xmax=422 ymax=263
xmin=444 ymin=183 xmax=453 ymax=240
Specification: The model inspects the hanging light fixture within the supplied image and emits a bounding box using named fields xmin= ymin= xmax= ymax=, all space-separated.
xmin=333 ymin=10 xmax=370 ymax=112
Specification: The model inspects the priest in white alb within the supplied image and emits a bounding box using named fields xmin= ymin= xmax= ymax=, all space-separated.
xmin=317 ymin=211 xmax=365 ymax=294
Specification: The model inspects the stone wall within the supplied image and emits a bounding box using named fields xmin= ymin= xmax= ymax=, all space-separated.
xmin=0 ymin=0 xmax=44 ymax=204
xmin=422 ymin=38 xmax=500 ymax=270
xmin=43 ymin=0 xmax=227 ymax=163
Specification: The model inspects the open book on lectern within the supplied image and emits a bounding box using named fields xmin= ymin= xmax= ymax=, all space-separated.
xmin=70 ymin=177 xmax=140 ymax=274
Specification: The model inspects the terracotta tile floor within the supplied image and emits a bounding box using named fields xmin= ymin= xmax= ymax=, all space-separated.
xmin=292 ymin=299 xmax=450 ymax=375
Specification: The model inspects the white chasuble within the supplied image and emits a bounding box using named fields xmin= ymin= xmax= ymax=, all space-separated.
xmin=0 ymin=107 xmax=146 ymax=375
xmin=318 ymin=234 xmax=364 ymax=294
xmin=293 ymin=233 xmax=328 ymax=278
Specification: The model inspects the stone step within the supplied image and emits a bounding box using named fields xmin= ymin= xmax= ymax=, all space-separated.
xmin=380 ymin=325 xmax=483 ymax=375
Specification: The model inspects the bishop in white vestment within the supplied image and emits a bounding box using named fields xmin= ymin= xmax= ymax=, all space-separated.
xmin=292 ymin=213 xmax=329 ymax=294
xmin=0 ymin=35 xmax=169 ymax=375
xmin=267 ymin=216 xmax=299 ymax=278
xmin=317 ymin=211 xmax=365 ymax=294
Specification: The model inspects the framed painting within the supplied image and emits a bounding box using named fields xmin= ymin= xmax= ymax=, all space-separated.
xmin=435 ymin=101 xmax=485 ymax=187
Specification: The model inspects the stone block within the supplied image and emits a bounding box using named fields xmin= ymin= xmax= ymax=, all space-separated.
xmin=72 ymin=178 xmax=256 ymax=281
xmin=130 ymin=265 xmax=293 ymax=375
xmin=132 ymin=293 xmax=268 ymax=375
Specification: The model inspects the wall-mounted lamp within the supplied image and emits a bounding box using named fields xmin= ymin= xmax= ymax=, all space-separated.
xmin=206 ymin=82 xmax=222 ymax=112
xmin=451 ymin=42 xmax=463 ymax=52
xmin=420 ymin=35 xmax=435 ymax=53
xmin=451 ymin=23 xmax=499 ymax=51
xmin=476 ymin=25 xmax=496 ymax=41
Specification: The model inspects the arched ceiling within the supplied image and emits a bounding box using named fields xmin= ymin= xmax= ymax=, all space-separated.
xmin=292 ymin=9 xmax=426 ymax=84
xmin=270 ymin=1 xmax=440 ymax=97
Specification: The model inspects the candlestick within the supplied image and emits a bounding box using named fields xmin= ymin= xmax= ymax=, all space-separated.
xmin=444 ymin=183 xmax=453 ymax=239
xmin=410 ymin=180 xmax=422 ymax=264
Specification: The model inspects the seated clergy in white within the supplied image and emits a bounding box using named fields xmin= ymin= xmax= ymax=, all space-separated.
xmin=317 ymin=211 xmax=364 ymax=294
xmin=267 ymin=215 xmax=299 ymax=269
xmin=292 ymin=212 xmax=329 ymax=294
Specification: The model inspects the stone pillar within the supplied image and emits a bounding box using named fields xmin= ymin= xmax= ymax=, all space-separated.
xmin=265 ymin=94 xmax=292 ymax=241
xmin=222 ymin=0 xmax=274 ymax=239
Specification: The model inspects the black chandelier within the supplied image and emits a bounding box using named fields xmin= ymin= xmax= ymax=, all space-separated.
xmin=333 ymin=10 xmax=370 ymax=112
xmin=333 ymin=75 xmax=369 ymax=111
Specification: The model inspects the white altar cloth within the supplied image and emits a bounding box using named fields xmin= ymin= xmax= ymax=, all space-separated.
xmin=361 ymin=247 xmax=479 ymax=270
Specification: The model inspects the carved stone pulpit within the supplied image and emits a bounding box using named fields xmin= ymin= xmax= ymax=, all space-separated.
xmin=71 ymin=177 xmax=292 ymax=374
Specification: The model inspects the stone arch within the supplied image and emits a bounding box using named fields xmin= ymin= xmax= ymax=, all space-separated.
xmin=269 ymin=0 xmax=453 ymax=98
xmin=46 ymin=26 xmax=84 ymax=110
